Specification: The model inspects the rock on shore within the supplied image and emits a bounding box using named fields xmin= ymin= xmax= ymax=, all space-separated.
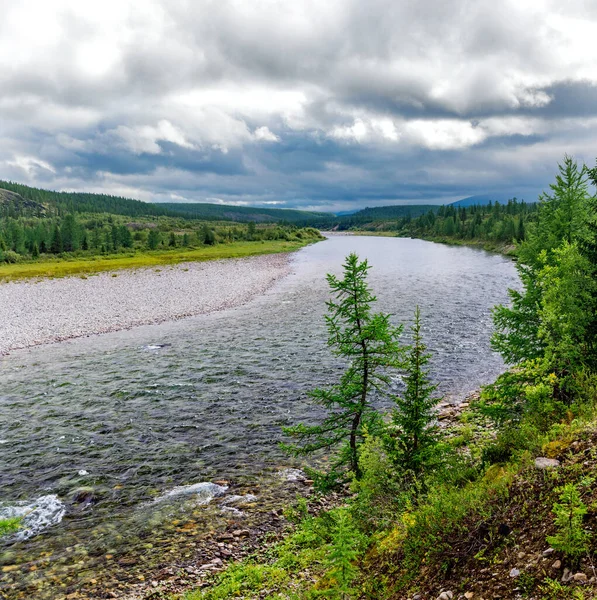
xmin=0 ymin=254 xmax=291 ymax=354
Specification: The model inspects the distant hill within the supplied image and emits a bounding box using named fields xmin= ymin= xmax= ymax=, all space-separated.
xmin=345 ymin=204 xmax=437 ymax=221
xmin=0 ymin=188 xmax=47 ymax=217
xmin=159 ymin=202 xmax=331 ymax=224
xmin=450 ymin=194 xmax=515 ymax=207
xmin=0 ymin=181 xmax=332 ymax=224
xmin=0 ymin=181 xmax=175 ymax=219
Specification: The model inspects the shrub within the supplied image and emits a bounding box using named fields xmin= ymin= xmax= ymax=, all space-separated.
xmin=546 ymin=484 xmax=590 ymax=560
xmin=1 ymin=250 xmax=20 ymax=264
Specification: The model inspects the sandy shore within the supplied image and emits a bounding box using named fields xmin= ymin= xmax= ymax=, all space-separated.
xmin=0 ymin=254 xmax=291 ymax=355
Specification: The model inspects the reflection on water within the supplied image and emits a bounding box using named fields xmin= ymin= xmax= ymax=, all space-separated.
xmin=0 ymin=236 xmax=518 ymax=598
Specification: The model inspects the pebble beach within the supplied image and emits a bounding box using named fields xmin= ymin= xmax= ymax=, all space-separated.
xmin=0 ymin=254 xmax=291 ymax=355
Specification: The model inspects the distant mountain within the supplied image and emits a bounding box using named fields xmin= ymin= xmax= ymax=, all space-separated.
xmin=450 ymin=194 xmax=515 ymax=207
xmin=346 ymin=205 xmax=437 ymax=221
xmin=334 ymin=209 xmax=360 ymax=216
xmin=159 ymin=202 xmax=331 ymax=224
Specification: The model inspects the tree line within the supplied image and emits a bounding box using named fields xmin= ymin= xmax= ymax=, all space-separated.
xmin=0 ymin=211 xmax=321 ymax=264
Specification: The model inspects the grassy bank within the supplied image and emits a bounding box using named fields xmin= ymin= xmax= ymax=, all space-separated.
xmin=0 ymin=238 xmax=318 ymax=281
xmin=175 ymin=387 xmax=597 ymax=600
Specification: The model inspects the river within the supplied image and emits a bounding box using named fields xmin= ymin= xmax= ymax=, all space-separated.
xmin=0 ymin=235 xmax=518 ymax=598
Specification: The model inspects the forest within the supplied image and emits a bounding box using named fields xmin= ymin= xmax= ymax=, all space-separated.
xmin=0 ymin=181 xmax=323 ymax=267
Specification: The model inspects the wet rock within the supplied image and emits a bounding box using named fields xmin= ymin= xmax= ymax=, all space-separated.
xmin=534 ymin=457 xmax=560 ymax=469
xmin=69 ymin=487 xmax=99 ymax=507
xmin=542 ymin=547 xmax=555 ymax=557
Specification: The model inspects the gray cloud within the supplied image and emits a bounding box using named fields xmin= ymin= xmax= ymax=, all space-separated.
xmin=0 ymin=0 xmax=596 ymax=210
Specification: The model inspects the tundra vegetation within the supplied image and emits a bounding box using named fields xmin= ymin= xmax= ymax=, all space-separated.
xmin=185 ymin=157 xmax=597 ymax=600
xmin=0 ymin=182 xmax=323 ymax=279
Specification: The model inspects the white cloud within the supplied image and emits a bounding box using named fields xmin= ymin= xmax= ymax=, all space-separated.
xmin=0 ymin=0 xmax=596 ymax=206
xmin=112 ymin=120 xmax=193 ymax=155
xmin=253 ymin=126 xmax=280 ymax=142
xmin=6 ymin=155 xmax=56 ymax=175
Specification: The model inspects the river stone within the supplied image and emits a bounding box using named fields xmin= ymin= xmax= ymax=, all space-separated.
xmin=509 ymin=568 xmax=520 ymax=578
xmin=534 ymin=457 xmax=560 ymax=469
xmin=573 ymin=572 xmax=588 ymax=582
xmin=438 ymin=592 xmax=453 ymax=600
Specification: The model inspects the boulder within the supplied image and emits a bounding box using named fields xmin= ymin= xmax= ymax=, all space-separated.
xmin=534 ymin=457 xmax=560 ymax=469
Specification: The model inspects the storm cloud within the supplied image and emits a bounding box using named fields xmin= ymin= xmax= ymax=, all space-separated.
xmin=1 ymin=0 xmax=596 ymax=210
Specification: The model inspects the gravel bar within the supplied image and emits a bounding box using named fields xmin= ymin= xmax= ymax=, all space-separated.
xmin=0 ymin=254 xmax=291 ymax=355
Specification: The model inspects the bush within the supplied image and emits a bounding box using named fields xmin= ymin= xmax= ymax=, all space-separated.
xmin=546 ymin=484 xmax=590 ymax=560
xmin=1 ymin=250 xmax=20 ymax=264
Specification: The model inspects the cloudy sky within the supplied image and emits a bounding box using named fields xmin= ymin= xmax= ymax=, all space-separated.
xmin=1 ymin=0 xmax=596 ymax=211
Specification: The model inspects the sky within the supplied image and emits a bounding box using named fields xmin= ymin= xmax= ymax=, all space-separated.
xmin=0 ymin=0 xmax=596 ymax=212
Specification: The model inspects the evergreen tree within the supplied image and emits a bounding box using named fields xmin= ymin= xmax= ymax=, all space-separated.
xmin=282 ymin=253 xmax=403 ymax=486
xmin=61 ymin=214 xmax=79 ymax=252
xmin=168 ymin=231 xmax=177 ymax=247
xmin=316 ymin=510 xmax=362 ymax=599
xmin=119 ymin=225 xmax=133 ymax=248
xmin=390 ymin=306 xmax=440 ymax=476
xmin=202 ymin=224 xmax=215 ymax=245
xmin=492 ymin=157 xmax=591 ymax=366
xmin=50 ymin=226 xmax=63 ymax=254
xmin=147 ymin=229 xmax=160 ymax=250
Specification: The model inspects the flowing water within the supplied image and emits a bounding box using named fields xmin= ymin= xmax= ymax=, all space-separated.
xmin=0 ymin=236 xmax=519 ymax=598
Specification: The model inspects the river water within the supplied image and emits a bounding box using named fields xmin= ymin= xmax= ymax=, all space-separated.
xmin=0 ymin=235 xmax=518 ymax=598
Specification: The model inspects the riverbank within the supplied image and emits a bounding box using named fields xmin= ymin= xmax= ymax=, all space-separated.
xmin=0 ymin=239 xmax=316 ymax=282
xmin=352 ymin=230 xmax=518 ymax=256
xmin=0 ymin=253 xmax=293 ymax=355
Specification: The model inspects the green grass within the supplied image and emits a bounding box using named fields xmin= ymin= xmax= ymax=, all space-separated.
xmin=0 ymin=239 xmax=317 ymax=281
xmin=0 ymin=517 xmax=22 ymax=538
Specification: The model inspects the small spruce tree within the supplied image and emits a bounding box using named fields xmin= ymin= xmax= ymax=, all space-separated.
xmin=315 ymin=510 xmax=362 ymax=599
xmin=390 ymin=306 xmax=440 ymax=477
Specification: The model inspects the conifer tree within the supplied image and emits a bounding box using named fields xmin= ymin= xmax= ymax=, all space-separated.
xmin=316 ymin=510 xmax=362 ymax=599
xmin=50 ymin=225 xmax=63 ymax=254
xmin=390 ymin=306 xmax=440 ymax=476
xmin=282 ymin=253 xmax=403 ymax=486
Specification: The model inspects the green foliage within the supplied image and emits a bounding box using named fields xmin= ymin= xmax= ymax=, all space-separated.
xmin=147 ymin=228 xmax=161 ymax=250
xmin=0 ymin=517 xmax=22 ymax=537
xmin=313 ymin=510 xmax=364 ymax=599
xmin=389 ymin=306 xmax=440 ymax=477
xmin=488 ymin=156 xmax=597 ymax=425
xmin=546 ymin=484 xmax=590 ymax=560
xmin=350 ymin=435 xmax=408 ymax=532
xmin=389 ymin=198 xmax=536 ymax=245
xmin=283 ymin=253 xmax=403 ymax=487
